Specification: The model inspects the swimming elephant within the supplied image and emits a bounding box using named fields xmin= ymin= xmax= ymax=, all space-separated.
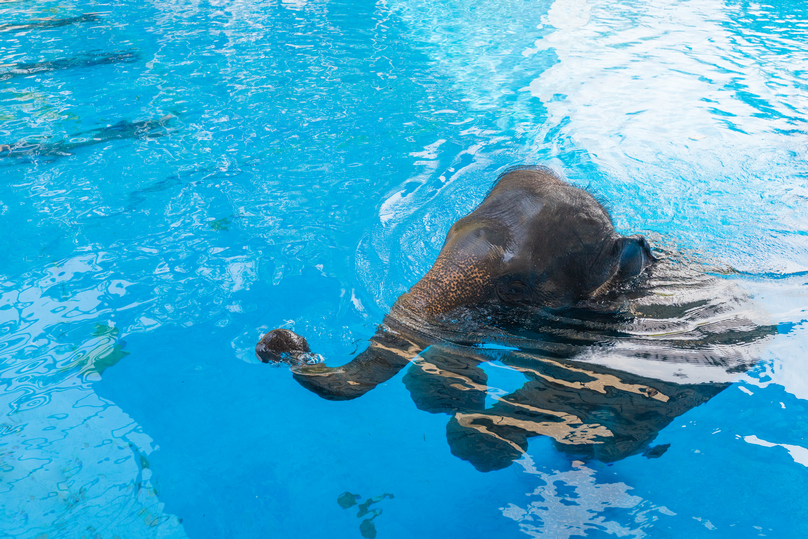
xmin=258 ymin=166 xmax=655 ymax=363
xmin=257 ymin=166 xmax=773 ymax=470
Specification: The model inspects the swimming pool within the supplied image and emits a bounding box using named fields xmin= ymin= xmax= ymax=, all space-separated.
xmin=1 ymin=0 xmax=807 ymax=536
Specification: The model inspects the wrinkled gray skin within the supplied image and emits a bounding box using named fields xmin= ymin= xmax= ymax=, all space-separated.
xmin=256 ymin=167 xmax=656 ymax=400
xmin=397 ymin=166 xmax=654 ymax=316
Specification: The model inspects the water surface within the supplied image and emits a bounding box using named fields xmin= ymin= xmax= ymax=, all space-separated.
xmin=1 ymin=0 xmax=807 ymax=537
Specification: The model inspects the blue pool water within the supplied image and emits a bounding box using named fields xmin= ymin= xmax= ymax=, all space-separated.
xmin=2 ymin=0 xmax=808 ymax=536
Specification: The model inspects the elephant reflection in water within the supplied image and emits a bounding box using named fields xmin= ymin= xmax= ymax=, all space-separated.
xmin=404 ymin=344 xmax=725 ymax=471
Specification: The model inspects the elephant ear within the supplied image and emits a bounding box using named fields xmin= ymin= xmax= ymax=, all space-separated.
xmin=614 ymin=236 xmax=655 ymax=283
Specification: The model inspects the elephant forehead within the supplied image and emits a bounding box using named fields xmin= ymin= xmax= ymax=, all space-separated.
xmin=514 ymin=212 xmax=614 ymax=265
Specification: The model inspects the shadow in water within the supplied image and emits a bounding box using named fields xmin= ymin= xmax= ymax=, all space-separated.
xmin=0 ymin=49 xmax=138 ymax=81
xmin=406 ymin=345 xmax=728 ymax=471
xmin=0 ymin=115 xmax=174 ymax=161
xmin=286 ymin=250 xmax=776 ymax=472
xmin=0 ymin=13 xmax=100 ymax=33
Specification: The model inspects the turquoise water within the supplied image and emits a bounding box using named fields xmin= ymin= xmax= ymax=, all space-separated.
xmin=1 ymin=0 xmax=807 ymax=536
